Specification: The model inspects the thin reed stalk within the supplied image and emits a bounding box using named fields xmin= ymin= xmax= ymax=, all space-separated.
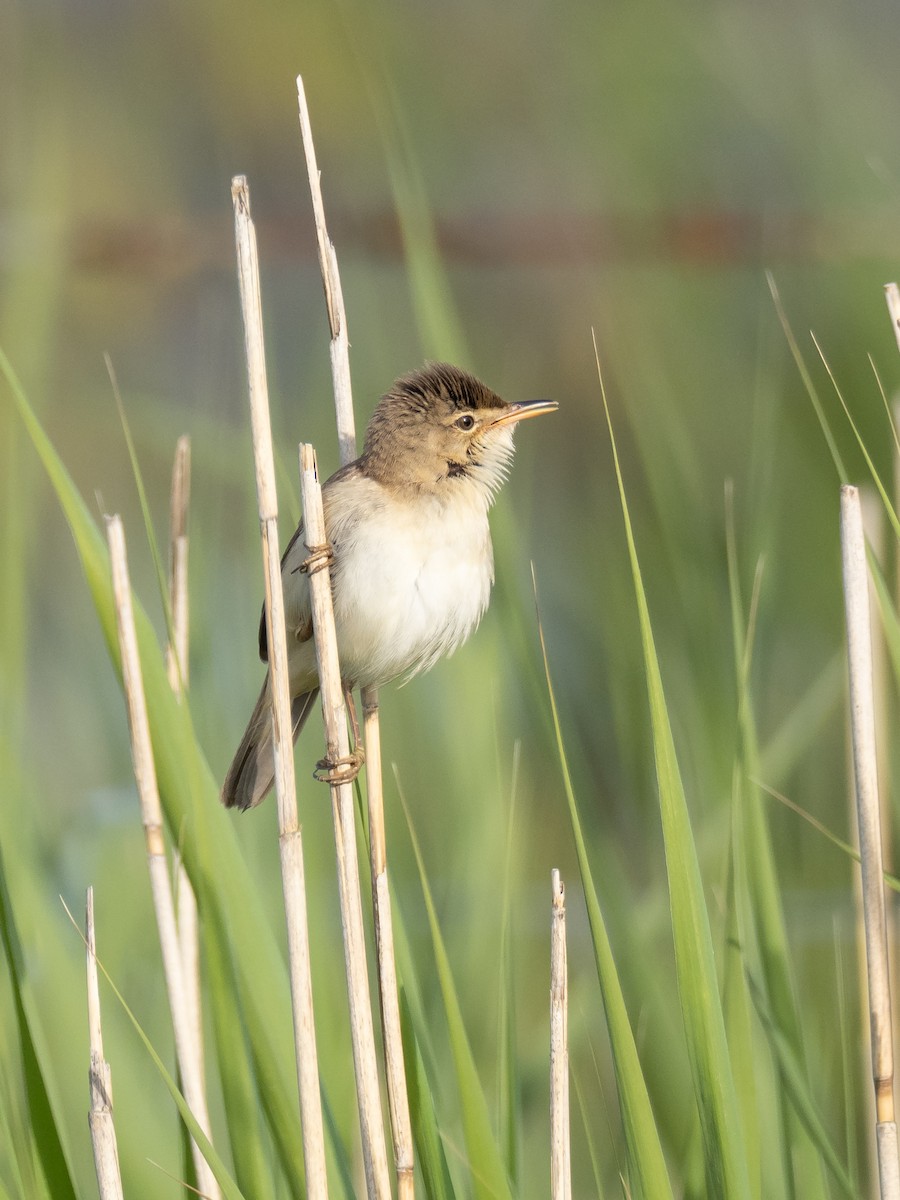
xmin=550 ymin=869 xmax=571 ymax=1200
xmin=165 ymin=435 xmax=191 ymax=693
xmin=840 ymin=485 xmax=900 ymax=1199
xmin=231 ymin=174 xmax=329 ymax=1199
xmin=86 ymin=887 xmax=124 ymax=1200
xmin=164 ymin=436 xmax=203 ymax=1088
xmin=884 ymin=283 xmax=900 ymax=357
xmin=363 ymin=690 xmax=415 ymax=1198
xmin=296 ymin=74 xmax=356 ymax=462
xmin=106 ymin=515 xmax=219 ymax=1199
xmin=860 ymin=491 xmax=891 ymax=863
xmin=299 ymin=442 xmax=392 ymax=1200
xmin=297 ymin=74 xmax=413 ymax=1196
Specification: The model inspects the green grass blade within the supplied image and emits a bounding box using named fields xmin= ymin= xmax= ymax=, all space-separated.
xmin=535 ymin=596 xmax=674 ymax=1200
xmin=62 ymin=899 xmax=247 ymax=1200
xmin=834 ymin=934 xmax=861 ymax=1192
xmin=1 ymin=348 xmax=345 ymax=1197
xmin=738 ymin=647 xmax=831 ymax=1192
xmin=747 ymin=975 xmax=855 ymax=1198
xmin=375 ymin=89 xmax=469 ymax=364
xmin=810 ymin=334 xmax=900 ymax=541
xmin=767 ymin=274 xmax=848 ymax=480
xmin=724 ymin=498 xmax=788 ymax=1200
xmin=758 ymin=654 xmax=842 ymax=783
xmin=496 ymin=933 xmax=518 ymax=1191
xmin=722 ymin=828 xmax=761 ymax=1200
xmin=725 ymin=475 xmax=829 ymax=1200
xmin=0 ymin=1057 xmax=44 ymax=1200
xmin=105 ymin=353 xmax=175 ymax=643
xmin=868 ymin=550 xmax=900 ymax=689
xmin=597 ymin=347 xmax=752 ymax=1199
xmin=205 ymin=903 xmax=278 ymax=1198
xmin=399 ymin=785 xmax=512 ymax=1200
xmin=572 ymin=1070 xmax=607 ymax=1198
xmin=0 ymin=849 xmax=77 ymax=1200
xmin=724 ymin=520 xmax=763 ymax=1195
xmin=399 ymin=990 xmax=458 ymax=1200
xmin=496 ymin=748 xmax=520 ymax=1188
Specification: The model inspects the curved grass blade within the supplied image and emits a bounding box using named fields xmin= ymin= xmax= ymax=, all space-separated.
xmin=767 ymin=273 xmax=848 ymax=480
xmin=595 ymin=338 xmax=752 ymax=1200
xmin=0 ymin=848 xmax=77 ymax=1200
xmin=61 ymin=898 xmax=246 ymax=1200
xmin=535 ymin=599 xmax=674 ymax=1200
xmin=758 ymin=654 xmax=842 ymax=783
xmin=1 ymin=348 xmax=351 ymax=1198
xmin=810 ymin=333 xmax=900 ymax=541
xmin=104 ymin=353 xmax=175 ymax=646
xmin=868 ymin=549 xmax=900 ymax=693
xmin=204 ymin=903 xmax=277 ymax=1198
xmin=497 ymin=746 xmax=520 ymax=1188
xmin=725 ymin=494 xmax=827 ymax=1198
xmin=747 ymin=975 xmax=855 ymax=1198
xmin=399 ymin=990 xmax=457 ymax=1200
xmin=397 ymin=778 xmax=512 ymax=1200
xmin=373 ymin=84 xmax=469 ymax=365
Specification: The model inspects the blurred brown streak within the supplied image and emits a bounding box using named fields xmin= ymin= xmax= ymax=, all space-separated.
xmin=67 ymin=208 xmax=883 ymax=278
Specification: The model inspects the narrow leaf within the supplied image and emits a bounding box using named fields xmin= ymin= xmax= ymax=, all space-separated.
xmin=596 ymin=339 xmax=752 ymax=1199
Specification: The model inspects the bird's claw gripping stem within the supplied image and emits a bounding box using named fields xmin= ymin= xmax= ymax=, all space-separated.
xmin=314 ymin=747 xmax=365 ymax=785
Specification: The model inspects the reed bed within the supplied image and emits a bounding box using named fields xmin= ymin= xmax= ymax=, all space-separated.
xmin=3 ymin=80 xmax=900 ymax=1200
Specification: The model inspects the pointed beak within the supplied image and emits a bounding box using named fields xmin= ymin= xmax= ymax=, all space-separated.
xmin=488 ymin=399 xmax=559 ymax=429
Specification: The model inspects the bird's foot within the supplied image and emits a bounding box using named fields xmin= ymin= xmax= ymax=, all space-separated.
xmin=314 ymin=747 xmax=365 ymax=786
xmin=297 ymin=541 xmax=334 ymax=575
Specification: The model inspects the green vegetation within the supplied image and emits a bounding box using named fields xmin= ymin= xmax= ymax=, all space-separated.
xmin=3 ymin=1 xmax=900 ymax=1195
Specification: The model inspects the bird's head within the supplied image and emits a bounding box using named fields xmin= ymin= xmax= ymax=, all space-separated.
xmin=361 ymin=362 xmax=557 ymax=501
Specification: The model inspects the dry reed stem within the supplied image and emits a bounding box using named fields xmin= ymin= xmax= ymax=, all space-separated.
xmin=165 ymin=434 xmax=191 ymax=692
xmin=86 ymin=887 xmax=124 ymax=1200
xmin=164 ymin=435 xmax=204 ymax=1091
xmin=550 ymin=869 xmax=571 ymax=1200
xmin=861 ymin=490 xmax=896 ymax=1158
xmin=296 ymin=74 xmax=413 ymax=1196
xmin=231 ymin=175 xmax=329 ymax=1199
xmin=106 ymin=515 xmax=219 ymax=1199
xmin=860 ymin=491 xmax=892 ymax=865
xmin=299 ymin=443 xmax=392 ymax=1200
xmin=840 ymin=486 xmax=900 ymax=1197
xmin=296 ymin=75 xmax=356 ymax=463
xmin=363 ymin=690 xmax=415 ymax=1199
xmin=885 ymin=284 xmax=900 ymax=357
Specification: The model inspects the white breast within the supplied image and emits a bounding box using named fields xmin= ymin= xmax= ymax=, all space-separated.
xmin=330 ymin=483 xmax=494 ymax=688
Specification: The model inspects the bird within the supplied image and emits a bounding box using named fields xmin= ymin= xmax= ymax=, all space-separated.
xmin=221 ymin=362 xmax=557 ymax=810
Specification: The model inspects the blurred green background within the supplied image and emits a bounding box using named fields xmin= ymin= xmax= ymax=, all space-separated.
xmin=3 ymin=0 xmax=900 ymax=1195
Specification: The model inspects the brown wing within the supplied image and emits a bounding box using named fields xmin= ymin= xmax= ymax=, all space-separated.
xmin=258 ymin=521 xmax=313 ymax=661
xmin=257 ymin=461 xmax=364 ymax=662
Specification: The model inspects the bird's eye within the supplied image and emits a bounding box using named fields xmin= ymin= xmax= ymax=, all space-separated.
xmin=455 ymin=413 xmax=476 ymax=431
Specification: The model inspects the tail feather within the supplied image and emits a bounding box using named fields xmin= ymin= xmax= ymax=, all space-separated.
xmin=221 ymin=679 xmax=319 ymax=810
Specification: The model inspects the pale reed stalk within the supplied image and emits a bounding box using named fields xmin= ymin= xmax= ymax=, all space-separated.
xmin=840 ymin=486 xmax=899 ymax=1199
xmin=297 ymin=73 xmax=413 ymax=1197
xmin=86 ymin=887 xmax=124 ymax=1200
xmin=884 ymin=283 xmax=900 ymax=357
xmin=296 ymin=74 xmax=356 ymax=462
xmin=106 ymin=515 xmax=219 ymax=1198
xmin=860 ymin=491 xmax=891 ymax=861
xmin=164 ymin=435 xmax=204 ymax=1096
xmin=299 ymin=442 xmax=392 ymax=1200
xmin=232 ymin=174 xmax=328 ymax=1199
xmin=550 ymin=869 xmax=571 ymax=1200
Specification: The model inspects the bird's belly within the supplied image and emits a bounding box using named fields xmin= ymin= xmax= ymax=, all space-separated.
xmin=331 ymin=502 xmax=493 ymax=688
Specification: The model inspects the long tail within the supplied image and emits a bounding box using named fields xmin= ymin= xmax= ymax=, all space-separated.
xmin=221 ymin=678 xmax=319 ymax=811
